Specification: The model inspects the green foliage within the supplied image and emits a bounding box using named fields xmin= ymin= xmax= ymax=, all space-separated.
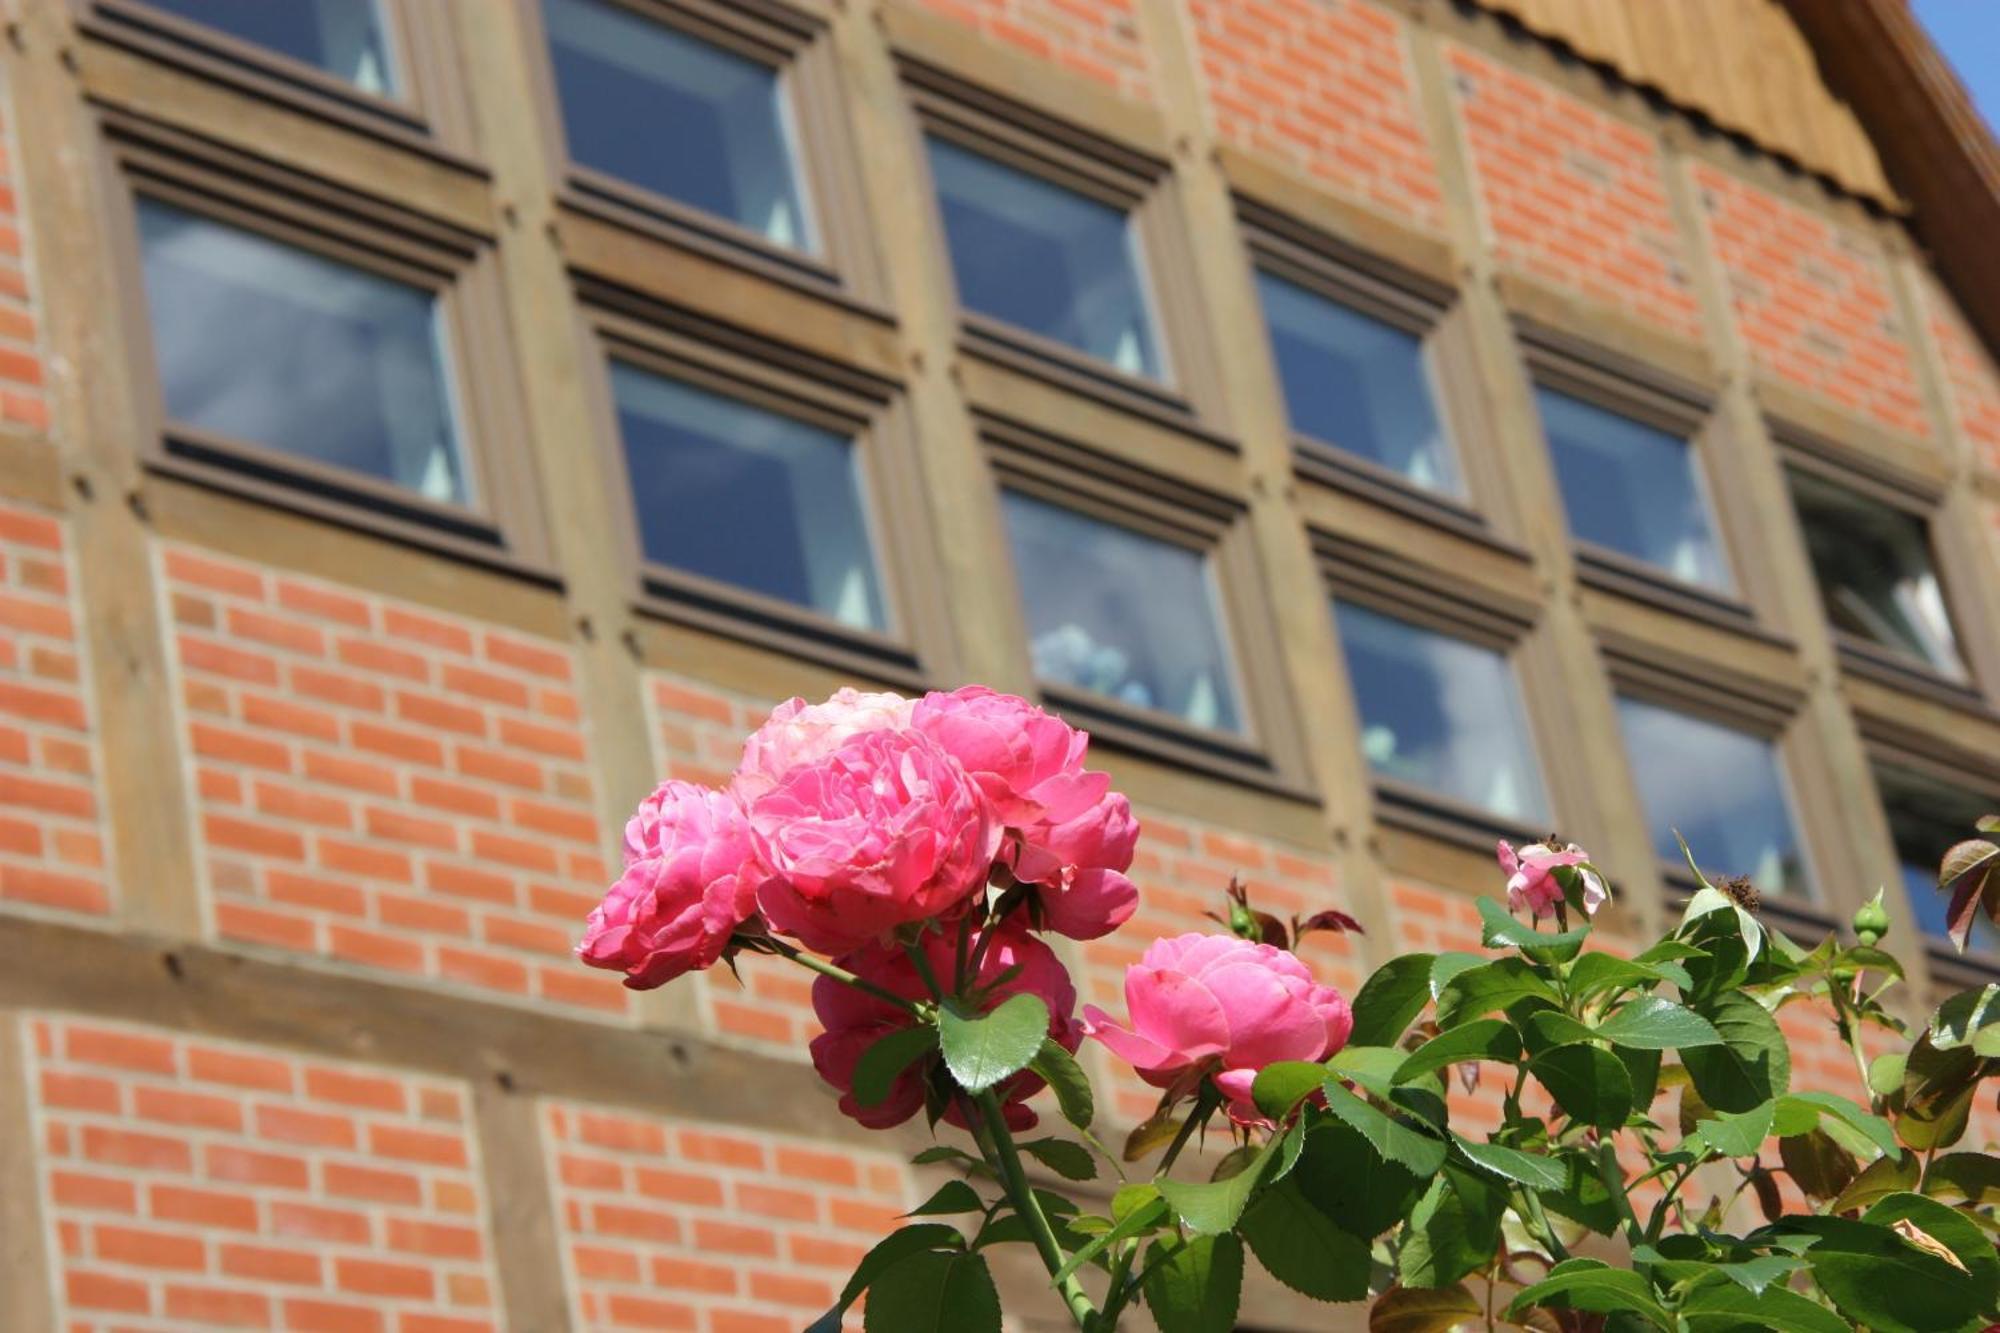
xmin=1141 ymin=1234 xmax=1242 ymax=1333
xmin=936 ymin=993 xmax=1049 ymax=1093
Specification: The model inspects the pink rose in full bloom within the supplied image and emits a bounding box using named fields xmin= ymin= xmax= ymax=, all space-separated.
xmin=733 ymin=688 xmax=915 ymax=803
xmin=809 ymin=923 xmax=1080 ymax=1130
xmin=579 ymin=781 xmax=767 ymax=989
xmin=1084 ymin=933 xmax=1353 ymax=1123
xmin=1498 ymin=840 xmax=1608 ymax=919
xmin=747 ymin=729 xmax=1000 ymax=955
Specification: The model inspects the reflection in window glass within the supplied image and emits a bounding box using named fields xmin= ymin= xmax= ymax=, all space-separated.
xmin=928 ymin=138 xmax=1162 ymax=380
xmin=136 ymin=199 xmax=466 ymax=504
xmin=1334 ymin=603 xmax=1547 ymax=822
xmin=1616 ymin=696 xmax=1808 ymax=896
xmin=1537 ymin=387 xmax=1731 ymax=591
xmin=1789 ymin=469 xmax=1964 ymax=677
xmin=1257 ymin=272 xmax=1459 ymax=494
xmin=1002 ymin=492 xmax=1240 ymax=732
xmin=611 ymin=363 xmax=884 ymax=631
xmin=544 ymin=0 xmax=814 ymax=251
xmin=144 ymin=0 xmax=397 ymax=94
xmin=1879 ymin=766 xmax=1995 ymax=952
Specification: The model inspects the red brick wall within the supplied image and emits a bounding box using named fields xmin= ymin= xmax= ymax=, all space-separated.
xmin=163 ymin=547 xmax=621 ymax=1017
xmin=0 ymin=103 xmax=47 ymax=435
xmin=1694 ymin=165 xmax=1927 ymax=437
xmin=543 ymin=1101 xmax=911 ymax=1333
xmin=914 ymin=0 xmax=1152 ymax=102
xmin=0 ymin=503 xmax=109 ymax=917
xmin=1924 ymin=275 xmax=2000 ymax=470
xmin=28 ymin=1015 xmax=498 ymax=1333
xmin=1188 ymin=0 xmax=1445 ymax=234
xmin=1448 ymin=47 xmax=1701 ymax=343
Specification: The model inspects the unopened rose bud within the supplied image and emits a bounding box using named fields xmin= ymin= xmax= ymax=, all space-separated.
xmin=1852 ymin=891 xmax=1890 ymax=948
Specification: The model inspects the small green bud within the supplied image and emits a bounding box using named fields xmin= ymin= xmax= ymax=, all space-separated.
xmin=1851 ymin=890 xmax=1890 ymax=946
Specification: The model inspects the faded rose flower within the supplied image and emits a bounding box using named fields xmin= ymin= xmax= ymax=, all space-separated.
xmin=732 ymin=688 xmax=915 ymax=803
xmin=1499 ymin=839 xmax=1608 ymax=919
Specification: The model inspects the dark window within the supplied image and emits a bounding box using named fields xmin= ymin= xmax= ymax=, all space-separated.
xmin=611 ymin=361 xmax=884 ymax=630
xmin=1002 ymin=491 xmax=1240 ymax=732
xmin=928 ymin=137 xmax=1162 ymax=380
xmin=136 ymin=198 xmax=466 ymax=504
xmin=1334 ymin=602 xmax=1548 ymax=823
xmin=1258 ymin=271 xmax=1458 ymax=494
xmin=544 ymin=0 xmax=815 ymax=251
xmin=1537 ymin=387 xmax=1731 ymax=591
xmin=1789 ymin=469 xmax=1964 ymax=676
xmin=1616 ymin=696 xmax=1808 ymax=896
xmin=1878 ymin=767 xmax=1994 ymax=952
xmin=142 ymin=0 xmax=399 ymax=93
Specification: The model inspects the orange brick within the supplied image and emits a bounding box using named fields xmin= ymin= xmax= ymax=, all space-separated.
xmin=163 ymin=1283 xmax=272 ymax=1328
xmin=220 ymin=1242 xmax=323 ymax=1285
xmin=95 ymin=1223 xmax=206 ymax=1270
xmin=66 ymin=1268 xmax=151 ymax=1313
xmin=334 ymin=1256 xmax=433 ymax=1299
xmin=149 ymin=1184 xmax=260 ymax=1232
xmin=283 ymin=1297 xmax=386 ymax=1333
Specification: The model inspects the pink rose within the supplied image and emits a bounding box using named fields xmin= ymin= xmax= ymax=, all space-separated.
xmin=733 ymin=688 xmax=915 ymax=803
xmin=1499 ymin=840 xmax=1608 ymax=919
xmin=1084 ymin=933 xmax=1353 ymax=1123
xmin=579 ymin=781 xmax=766 ymax=989
xmin=1012 ymin=791 xmax=1140 ymax=940
xmin=747 ymin=729 xmax=999 ymax=955
xmin=809 ymin=923 xmax=1080 ymax=1131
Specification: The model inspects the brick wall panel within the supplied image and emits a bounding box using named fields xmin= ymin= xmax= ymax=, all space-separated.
xmin=1925 ymin=275 xmax=2000 ymax=470
xmin=1695 ymin=166 xmax=1927 ymax=436
xmin=28 ymin=1015 xmax=499 ymax=1332
xmin=163 ymin=548 xmax=623 ymax=1017
xmin=1449 ymin=47 xmax=1701 ymax=342
xmin=0 ymin=503 xmax=111 ymax=917
xmin=0 ymin=98 xmax=47 ymax=434
xmin=1189 ymin=0 xmax=1445 ymax=234
xmin=914 ymin=0 xmax=1152 ymax=102
xmin=544 ymin=1102 xmax=913 ymax=1332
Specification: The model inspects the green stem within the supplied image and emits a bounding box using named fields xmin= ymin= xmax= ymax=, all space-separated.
xmin=764 ymin=940 xmax=926 ymax=1017
xmin=1645 ymin=1160 xmax=1704 ymax=1244
xmin=1829 ymin=975 xmax=1880 ymax=1112
xmin=971 ymin=1090 xmax=1099 ymax=1331
xmin=1517 ymin=1184 xmax=1570 ymax=1263
xmin=1157 ymin=1091 xmax=1218 ymax=1177
xmin=1596 ymin=1140 xmax=1645 ymax=1249
xmin=905 ymin=941 xmax=948 ymax=1001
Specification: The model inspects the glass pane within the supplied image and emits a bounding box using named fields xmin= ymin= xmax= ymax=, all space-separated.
xmin=1334 ymin=603 xmax=1548 ymax=822
xmin=611 ymin=362 xmax=884 ymax=631
xmin=1616 ymin=696 xmax=1809 ymax=896
xmin=1790 ymin=469 xmax=1964 ymax=676
xmin=1878 ymin=766 xmax=1995 ymax=951
xmin=544 ymin=0 xmax=814 ymax=252
xmin=143 ymin=0 xmax=397 ymax=94
xmin=1257 ymin=271 xmax=1459 ymax=495
xmin=1002 ymin=491 xmax=1240 ymax=732
xmin=137 ymin=199 xmax=466 ymax=505
xmin=927 ymin=137 xmax=1163 ymax=380
xmin=1537 ymin=387 xmax=1731 ymax=591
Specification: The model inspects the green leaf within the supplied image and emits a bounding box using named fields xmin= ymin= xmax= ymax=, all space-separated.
xmin=906 ymin=1179 xmax=984 ymax=1217
xmin=1779 ymin=1128 xmax=1857 ymax=1201
xmin=863 ymin=1247 xmax=1000 ymax=1333
xmin=1397 ymin=1165 xmax=1506 ymax=1289
xmin=1529 ymin=1044 xmax=1634 ymax=1129
xmin=1862 ymin=1191 xmax=2000 ymax=1306
xmin=1618 ymin=1044 xmax=1663 ymax=1110
xmin=1686 ymin=1099 xmax=1775 ymax=1158
xmin=853 ymin=1026 xmax=938 ymax=1108
xmin=1898 ymin=1033 xmax=1982 ymax=1151
xmin=1929 ymin=984 xmax=2000 ymax=1056
xmin=1451 ymin=1133 xmax=1567 ymax=1191
xmin=1017 ymin=1137 xmax=1094 ymax=1182
xmin=1682 ymin=992 xmax=1790 ymax=1113
xmin=1595 ymin=996 xmax=1722 ymax=1050
xmin=1252 ymin=1060 xmax=1328 ymax=1122
xmin=810 ymin=1223 xmax=963 ymax=1332
xmin=1781 ymin=1209 xmax=1991 ymax=1333
xmin=1541 ymin=1156 xmax=1627 ymax=1237
xmin=1506 ymin=1258 xmax=1674 ymax=1328
xmin=1868 ymin=1050 xmax=1908 ymax=1099
xmin=1237 ymin=1175 xmax=1370 ymax=1301
xmin=1829 ymin=1151 xmax=1921 ymax=1213
xmin=1478 ymin=896 xmax=1589 ymax=962
xmin=1394 ymin=1019 xmax=1521 ymax=1084
xmin=1156 ymin=1126 xmax=1294 ymax=1235
xmin=1777 ymin=1091 xmax=1900 ymax=1160
xmin=1349 ymin=953 xmax=1438 ymax=1047
xmin=936 ymin=994 xmax=1048 ymax=1094
xmin=1429 ymin=951 xmax=1486 ymax=999
xmin=1923 ymin=1151 xmax=2000 ymax=1205
xmin=1327 ymin=1044 xmax=1406 ymax=1094
xmin=1321 ymin=1081 xmax=1447 ymax=1177
xmin=909 ymin=1145 xmax=978 ymax=1169
xmin=1569 ymin=951 xmax=1692 ymax=998
xmin=1712 ymin=1255 xmax=1808 ymax=1296
xmin=1366 ymin=1284 xmax=1482 ymax=1333
xmin=1295 ymin=1118 xmax=1424 ymax=1240
xmin=1027 ymin=1038 xmax=1093 ymax=1131
xmin=1050 ymin=1190 xmax=1166 ymax=1284
xmin=1434 ymin=957 xmax=1560 ymax=1027
xmin=1524 ymin=1009 xmax=1597 ymax=1051
xmin=1679 ymin=1275 xmax=1852 ymax=1333
xmin=1142 ymin=1234 xmax=1243 ymax=1333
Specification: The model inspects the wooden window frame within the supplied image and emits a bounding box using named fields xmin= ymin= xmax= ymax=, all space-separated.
xmin=99 ymin=109 xmax=549 ymax=573
xmin=75 ymin=0 xmax=476 ymax=162
xmin=905 ymin=60 xmax=1223 ymax=439
xmin=982 ymin=418 xmax=1309 ymax=795
xmin=578 ymin=280 xmax=945 ymax=687
xmin=1774 ymin=420 xmax=1988 ymax=709
xmin=1518 ymin=324 xmax=1763 ymax=634
xmin=1316 ymin=532 xmax=1565 ymax=851
xmin=516 ymin=0 xmax=884 ymax=306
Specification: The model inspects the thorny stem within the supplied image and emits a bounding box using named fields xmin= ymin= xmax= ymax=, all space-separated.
xmin=970 ymin=1090 xmax=1099 ymax=1332
xmin=1158 ymin=1091 xmax=1219 ymax=1177
xmin=1517 ymin=1184 xmax=1570 ymax=1264
xmin=905 ymin=942 xmax=947 ymax=1002
xmin=1829 ymin=971 xmax=1880 ymax=1112
xmin=763 ymin=939 xmax=926 ymax=1017
xmin=1646 ymin=1159 xmax=1705 ymax=1244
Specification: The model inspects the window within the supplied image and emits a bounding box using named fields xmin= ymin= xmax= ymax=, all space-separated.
xmin=1334 ymin=602 xmax=1547 ymax=823
xmin=1878 ymin=766 xmax=1994 ymax=953
xmin=1536 ymin=386 xmax=1730 ymax=592
xmin=136 ymin=197 xmax=467 ymax=506
xmin=927 ymin=137 xmax=1163 ymax=381
xmin=1002 ymin=491 xmax=1240 ymax=733
xmin=135 ymin=0 xmax=400 ymax=94
xmin=1788 ymin=468 xmax=1965 ymax=678
xmin=1616 ymin=696 xmax=1809 ymax=896
xmin=1258 ymin=271 xmax=1458 ymax=494
xmin=543 ymin=0 xmax=815 ymax=252
xmin=609 ymin=361 xmax=885 ymax=631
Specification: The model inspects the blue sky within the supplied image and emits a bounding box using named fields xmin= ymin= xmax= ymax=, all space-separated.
xmin=1914 ymin=0 xmax=1999 ymax=135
